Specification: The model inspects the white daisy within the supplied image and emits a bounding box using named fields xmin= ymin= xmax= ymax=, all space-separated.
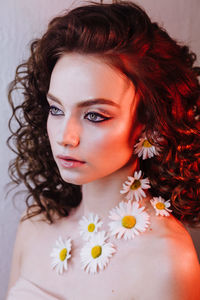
xmin=80 ymin=231 xmax=116 ymax=274
xmin=108 ymin=201 xmax=150 ymax=240
xmin=50 ymin=236 xmax=72 ymax=275
xmin=134 ymin=134 xmax=160 ymax=160
xmin=150 ymin=196 xmax=172 ymax=216
xmin=79 ymin=213 xmax=103 ymax=241
xmin=120 ymin=170 xmax=150 ymax=202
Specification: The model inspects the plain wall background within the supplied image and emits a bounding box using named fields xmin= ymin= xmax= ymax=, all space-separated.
xmin=0 ymin=0 xmax=199 ymax=298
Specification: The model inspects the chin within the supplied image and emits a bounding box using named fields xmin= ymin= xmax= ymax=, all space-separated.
xmin=60 ymin=172 xmax=108 ymax=186
xmin=60 ymin=174 xmax=92 ymax=186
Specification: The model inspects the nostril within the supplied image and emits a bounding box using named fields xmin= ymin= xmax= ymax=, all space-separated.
xmin=60 ymin=134 xmax=80 ymax=147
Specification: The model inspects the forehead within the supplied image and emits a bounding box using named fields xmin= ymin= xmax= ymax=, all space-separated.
xmin=48 ymin=53 xmax=136 ymax=108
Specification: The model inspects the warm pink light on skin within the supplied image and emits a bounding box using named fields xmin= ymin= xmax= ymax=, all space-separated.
xmin=47 ymin=53 xmax=143 ymax=186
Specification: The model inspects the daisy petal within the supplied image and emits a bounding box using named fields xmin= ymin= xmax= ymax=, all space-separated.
xmin=80 ymin=231 xmax=115 ymax=274
xmin=50 ymin=237 xmax=72 ymax=275
xmin=120 ymin=171 xmax=150 ymax=202
xmin=108 ymin=201 xmax=150 ymax=240
xmin=150 ymin=196 xmax=172 ymax=217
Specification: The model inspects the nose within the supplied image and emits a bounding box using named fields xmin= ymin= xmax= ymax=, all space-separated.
xmin=58 ymin=116 xmax=80 ymax=147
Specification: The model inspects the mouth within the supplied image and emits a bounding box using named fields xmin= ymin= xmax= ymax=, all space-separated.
xmin=57 ymin=155 xmax=85 ymax=163
xmin=56 ymin=155 xmax=86 ymax=168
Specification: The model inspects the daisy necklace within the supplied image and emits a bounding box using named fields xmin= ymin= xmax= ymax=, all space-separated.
xmin=50 ymin=170 xmax=172 ymax=275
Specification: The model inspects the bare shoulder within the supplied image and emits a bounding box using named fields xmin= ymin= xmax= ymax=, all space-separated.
xmin=155 ymin=213 xmax=199 ymax=266
xmin=7 ymin=211 xmax=29 ymax=290
xmin=142 ymin=214 xmax=200 ymax=299
xmin=7 ymin=210 xmax=48 ymax=290
xmin=14 ymin=210 xmax=47 ymax=246
xmin=166 ymin=219 xmax=200 ymax=299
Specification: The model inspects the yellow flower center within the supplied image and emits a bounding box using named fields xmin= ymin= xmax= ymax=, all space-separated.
xmin=121 ymin=215 xmax=136 ymax=228
xmin=91 ymin=245 xmax=102 ymax=259
xmin=59 ymin=248 xmax=67 ymax=261
xmin=88 ymin=223 xmax=95 ymax=232
xmin=131 ymin=179 xmax=141 ymax=190
xmin=142 ymin=139 xmax=152 ymax=148
xmin=156 ymin=202 xmax=165 ymax=210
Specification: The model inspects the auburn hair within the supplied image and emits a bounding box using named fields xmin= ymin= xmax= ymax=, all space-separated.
xmin=7 ymin=1 xmax=200 ymax=226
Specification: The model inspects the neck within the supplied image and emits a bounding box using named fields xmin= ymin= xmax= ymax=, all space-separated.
xmin=76 ymin=159 xmax=139 ymax=218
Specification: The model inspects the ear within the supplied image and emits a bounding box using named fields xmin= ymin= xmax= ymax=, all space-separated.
xmin=128 ymin=120 xmax=145 ymax=148
xmin=136 ymin=122 xmax=145 ymax=141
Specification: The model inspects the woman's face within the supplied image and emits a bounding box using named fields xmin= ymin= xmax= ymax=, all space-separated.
xmin=47 ymin=53 xmax=142 ymax=185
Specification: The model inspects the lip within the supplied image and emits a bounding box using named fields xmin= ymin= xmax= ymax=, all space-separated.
xmin=57 ymin=155 xmax=84 ymax=163
xmin=56 ymin=155 xmax=86 ymax=168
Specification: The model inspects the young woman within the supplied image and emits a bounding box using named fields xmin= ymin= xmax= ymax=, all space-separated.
xmin=7 ymin=1 xmax=200 ymax=299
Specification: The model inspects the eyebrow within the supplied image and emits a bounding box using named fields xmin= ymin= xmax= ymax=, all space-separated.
xmin=46 ymin=93 xmax=120 ymax=108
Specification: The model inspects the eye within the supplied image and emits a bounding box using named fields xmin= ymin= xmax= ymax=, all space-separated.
xmin=49 ymin=105 xmax=64 ymax=116
xmin=84 ymin=112 xmax=110 ymax=123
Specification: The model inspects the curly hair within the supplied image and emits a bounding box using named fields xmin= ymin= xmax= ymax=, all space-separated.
xmin=7 ymin=1 xmax=200 ymax=226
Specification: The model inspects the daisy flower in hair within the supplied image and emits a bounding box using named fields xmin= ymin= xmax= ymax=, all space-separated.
xmin=80 ymin=231 xmax=116 ymax=274
xmin=108 ymin=201 xmax=150 ymax=240
xmin=50 ymin=236 xmax=72 ymax=275
xmin=150 ymin=196 xmax=172 ymax=216
xmin=134 ymin=133 xmax=160 ymax=160
xmin=79 ymin=213 xmax=103 ymax=241
xmin=120 ymin=170 xmax=150 ymax=202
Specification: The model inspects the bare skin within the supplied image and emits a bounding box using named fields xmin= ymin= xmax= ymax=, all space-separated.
xmin=8 ymin=198 xmax=200 ymax=299
xmin=7 ymin=53 xmax=200 ymax=299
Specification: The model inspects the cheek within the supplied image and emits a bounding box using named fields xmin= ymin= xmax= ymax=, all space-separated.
xmin=85 ymin=122 xmax=133 ymax=161
xmin=46 ymin=118 xmax=57 ymax=150
xmin=47 ymin=121 xmax=52 ymax=143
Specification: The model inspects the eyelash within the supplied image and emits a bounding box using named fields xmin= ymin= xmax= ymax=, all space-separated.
xmin=49 ymin=106 xmax=64 ymax=116
xmin=48 ymin=105 xmax=110 ymax=123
